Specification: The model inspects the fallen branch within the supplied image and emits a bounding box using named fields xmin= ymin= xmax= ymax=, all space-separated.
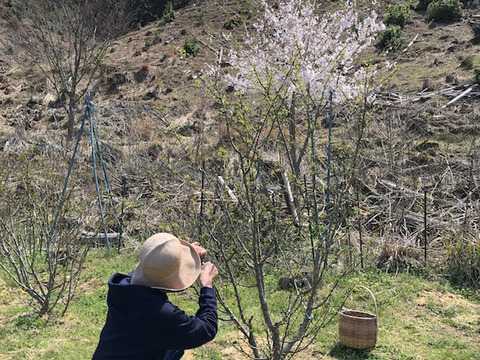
xmin=402 ymin=34 xmax=419 ymax=53
xmin=217 ymin=176 xmax=238 ymax=202
xmin=443 ymin=86 xmax=473 ymax=108
xmin=280 ymin=171 xmax=299 ymax=227
xmin=81 ymin=231 xmax=120 ymax=240
xmin=377 ymin=179 xmax=423 ymax=199
xmin=198 ymin=38 xmax=218 ymax=54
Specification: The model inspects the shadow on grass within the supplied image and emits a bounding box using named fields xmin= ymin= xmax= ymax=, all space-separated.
xmin=329 ymin=343 xmax=374 ymax=359
xmin=14 ymin=313 xmax=47 ymax=329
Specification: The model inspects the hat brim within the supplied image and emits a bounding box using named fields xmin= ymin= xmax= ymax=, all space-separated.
xmin=131 ymin=239 xmax=201 ymax=292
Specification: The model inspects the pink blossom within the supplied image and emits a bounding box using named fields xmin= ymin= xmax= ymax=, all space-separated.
xmin=220 ymin=0 xmax=385 ymax=103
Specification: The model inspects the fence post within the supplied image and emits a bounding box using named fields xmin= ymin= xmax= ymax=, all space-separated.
xmin=118 ymin=176 xmax=127 ymax=252
xmin=310 ymin=133 xmax=320 ymax=270
xmin=323 ymin=90 xmax=334 ymax=269
xmin=199 ymin=160 xmax=205 ymax=240
xmin=424 ymin=190 xmax=427 ymax=265
xmin=304 ymin=175 xmax=316 ymax=265
xmin=357 ymin=189 xmax=364 ymax=269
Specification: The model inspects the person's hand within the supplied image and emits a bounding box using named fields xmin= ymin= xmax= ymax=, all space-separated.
xmin=191 ymin=242 xmax=207 ymax=260
xmin=198 ymin=262 xmax=218 ymax=288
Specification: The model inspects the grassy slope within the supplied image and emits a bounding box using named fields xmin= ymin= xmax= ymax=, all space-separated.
xmin=0 ymin=248 xmax=478 ymax=360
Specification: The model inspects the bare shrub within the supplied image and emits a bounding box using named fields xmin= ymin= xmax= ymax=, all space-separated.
xmin=0 ymin=149 xmax=93 ymax=316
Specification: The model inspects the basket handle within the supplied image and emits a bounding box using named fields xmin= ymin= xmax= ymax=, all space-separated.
xmin=350 ymin=285 xmax=378 ymax=318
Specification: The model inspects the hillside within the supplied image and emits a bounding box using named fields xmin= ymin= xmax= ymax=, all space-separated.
xmin=1 ymin=1 xmax=479 ymax=143
xmin=1 ymin=1 xmax=478 ymax=140
xmin=0 ymin=0 xmax=478 ymax=258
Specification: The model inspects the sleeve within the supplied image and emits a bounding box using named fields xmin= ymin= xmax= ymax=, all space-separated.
xmin=161 ymin=287 xmax=218 ymax=350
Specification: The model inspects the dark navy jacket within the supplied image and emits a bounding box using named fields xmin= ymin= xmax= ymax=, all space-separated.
xmin=92 ymin=273 xmax=218 ymax=360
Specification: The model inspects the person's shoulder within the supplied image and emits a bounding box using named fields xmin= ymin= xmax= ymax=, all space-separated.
xmin=108 ymin=272 xmax=132 ymax=286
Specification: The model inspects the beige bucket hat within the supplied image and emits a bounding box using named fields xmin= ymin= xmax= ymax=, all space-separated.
xmin=131 ymin=233 xmax=201 ymax=292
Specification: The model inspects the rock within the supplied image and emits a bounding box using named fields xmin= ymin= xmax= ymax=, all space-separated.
xmin=277 ymin=271 xmax=313 ymax=291
xmin=177 ymin=121 xmax=202 ymax=136
xmin=134 ymin=67 xmax=149 ymax=83
xmin=447 ymin=45 xmax=457 ymax=52
xmin=112 ymin=73 xmax=128 ymax=85
xmin=32 ymin=109 xmax=42 ymax=122
xmin=106 ymin=74 xmax=127 ymax=94
xmin=422 ymin=79 xmax=430 ymax=91
xmin=106 ymin=83 xmax=119 ymax=95
xmin=445 ymin=74 xmax=457 ymax=85
xmin=143 ymin=90 xmax=158 ymax=100
xmin=144 ymin=86 xmax=159 ymax=100
xmin=26 ymin=98 xmax=39 ymax=108
xmin=47 ymin=113 xmax=65 ymax=123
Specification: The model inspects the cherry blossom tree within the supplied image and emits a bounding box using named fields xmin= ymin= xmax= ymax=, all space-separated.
xmin=202 ymin=1 xmax=385 ymax=359
xmin=224 ymin=0 xmax=384 ymax=103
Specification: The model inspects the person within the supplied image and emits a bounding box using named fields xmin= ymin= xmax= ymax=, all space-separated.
xmin=92 ymin=232 xmax=218 ymax=360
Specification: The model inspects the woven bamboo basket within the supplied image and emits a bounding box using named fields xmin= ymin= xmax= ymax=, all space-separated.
xmin=339 ymin=285 xmax=378 ymax=349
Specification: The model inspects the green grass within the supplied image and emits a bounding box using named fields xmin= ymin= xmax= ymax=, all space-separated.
xmin=0 ymin=251 xmax=479 ymax=360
